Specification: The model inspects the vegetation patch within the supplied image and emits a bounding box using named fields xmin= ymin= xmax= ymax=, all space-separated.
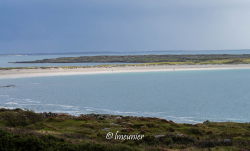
xmin=0 ymin=108 xmax=250 ymax=150
xmin=13 ymin=54 xmax=250 ymax=64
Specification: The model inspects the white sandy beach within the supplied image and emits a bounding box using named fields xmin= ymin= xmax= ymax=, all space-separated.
xmin=1 ymin=64 xmax=250 ymax=79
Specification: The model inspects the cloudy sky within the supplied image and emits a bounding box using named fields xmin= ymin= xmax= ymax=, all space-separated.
xmin=1 ymin=0 xmax=250 ymax=53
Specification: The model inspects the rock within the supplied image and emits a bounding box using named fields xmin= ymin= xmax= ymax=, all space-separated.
xmin=102 ymin=128 xmax=110 ymax=131
xmin=176 ymin=133 xmax=185 ymax=137
xmin=154 ymin=135 xmax=165 ymax=139
xmin=110 ymin=123 xmax=119 ymax=126
xmin=42 ymin=112 xmax=57 ymax=118
xmin=223 ymin=139 xmax=232 ymax=144
xmin=0 ymin=85 xmax=16 ymax=88
xmin=115 ymin=116 xmax=122 ymax=120
xmin=203 ymin=120 xmax=211 ymax=124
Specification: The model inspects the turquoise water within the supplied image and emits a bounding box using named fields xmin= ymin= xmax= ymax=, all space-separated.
xmin=1 ymin=69 xmax=250 ymax=123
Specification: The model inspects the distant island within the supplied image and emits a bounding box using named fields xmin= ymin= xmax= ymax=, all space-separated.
xmin=13 ymin=54 xmax=250 ymax=65
xmin=2 ymin=54 xmax=250 ymax=79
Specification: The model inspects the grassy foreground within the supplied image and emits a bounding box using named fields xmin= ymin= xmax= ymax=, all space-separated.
xmin=0 ymin=109 xmax=250 ymax=151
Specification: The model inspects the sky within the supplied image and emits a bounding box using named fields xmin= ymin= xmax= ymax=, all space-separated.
xmin=1 ymin=0 xmax=250 ymax=54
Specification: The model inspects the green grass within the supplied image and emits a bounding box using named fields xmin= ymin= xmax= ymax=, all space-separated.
xmin=0 ymin=109 xmax=250 ymax=150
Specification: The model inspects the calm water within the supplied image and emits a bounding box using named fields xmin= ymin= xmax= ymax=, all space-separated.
xmin=1 ymin=69 xmax=250 ymax=123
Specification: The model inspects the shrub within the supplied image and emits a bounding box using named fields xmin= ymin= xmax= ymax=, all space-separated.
xmin=0 ymin=129 xmax=139 ymax=151
xmin=188 ymin=128 xmax=204 ymax=135
xmin=171 ymin=135 xmax=195 ymax=145
xmin=0 ymin=110 xmax=43 ymax=127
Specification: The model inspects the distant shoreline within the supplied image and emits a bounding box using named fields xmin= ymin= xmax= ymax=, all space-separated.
xmin=1 ymin=64 xmax=250 ymax=79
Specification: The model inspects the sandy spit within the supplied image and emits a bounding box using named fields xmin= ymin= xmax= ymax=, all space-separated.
xmin=1 ymin=64 xmax=250 ymax=79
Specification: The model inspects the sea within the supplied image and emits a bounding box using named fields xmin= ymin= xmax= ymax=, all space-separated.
xmin=1 ymin=50 xmax=250 ymax=123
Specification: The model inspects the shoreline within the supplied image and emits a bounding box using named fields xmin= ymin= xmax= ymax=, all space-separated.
xmin=1 ymin=64 xmax=250 ymax=79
